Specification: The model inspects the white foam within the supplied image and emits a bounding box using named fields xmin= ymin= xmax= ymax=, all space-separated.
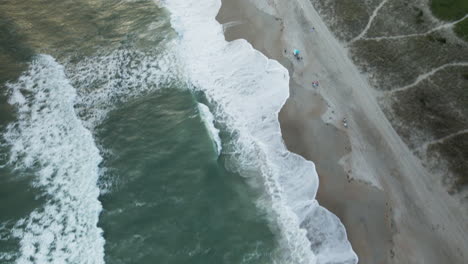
xmin=4 ymin=55 xmax=105 ymax=264
xmin=67 ymin=48 xmax=180 ymax=128
xmin=163 ymin=0 xmax=357 ymax=263
xmin=198 ymin=103 xmax=222 ymax=155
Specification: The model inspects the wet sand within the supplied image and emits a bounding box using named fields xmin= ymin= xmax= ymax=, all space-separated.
xmin=279 ymin=86 xmax=393 ymax=264
xmin=216 ymin=0 xmax=468 ymax=263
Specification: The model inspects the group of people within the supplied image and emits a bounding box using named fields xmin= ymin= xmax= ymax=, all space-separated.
xmin=289 ymin=44 xmax=320 ymax=89
xmin=292 ymin=49 xmax=304 ymax=61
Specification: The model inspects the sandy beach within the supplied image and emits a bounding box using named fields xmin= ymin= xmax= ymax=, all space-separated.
xmin=217 ymin=0 xmax=468 ymax=263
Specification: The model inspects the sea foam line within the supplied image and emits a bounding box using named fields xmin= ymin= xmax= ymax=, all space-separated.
xmin=198 ymin=103 xmax=222 ymax=155
xmin=4 ymin=55 xmax=105 ymax=264
xmin=162 ymin=0 xmax=357 ymax=263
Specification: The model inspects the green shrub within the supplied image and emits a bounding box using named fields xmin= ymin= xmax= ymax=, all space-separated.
xmin=430 ymin=0 xmax=468 ymax=21
xmin=430 ymin=0 xmax=468 ymax=41
xmin=454 ymin=18 xmax=468 ymax=41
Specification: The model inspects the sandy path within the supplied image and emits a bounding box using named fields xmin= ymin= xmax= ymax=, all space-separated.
xmin=217 ymin=0 xmax=468 ymax=263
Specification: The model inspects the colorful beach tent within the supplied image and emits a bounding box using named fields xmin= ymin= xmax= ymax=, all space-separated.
xmin=293 ymin=49 xmax=300 ymax=55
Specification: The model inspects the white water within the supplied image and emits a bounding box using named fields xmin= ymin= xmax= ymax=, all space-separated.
xmin=163 ymin=0 xmax=357 ymax=263
xmin=68 ymin=49 xmax=179 ymax=128
xmin=66 ymin=48 xmax=180 ymax=195
xmin=2 ymin=43 xmax=180 ymax=262
xmin=4 ymin=55 xmax=105 ymax=264
xmin=1 ymin=1 xmax=357 ymax=262
xmin=198 ymin=103 xmax=222 ymax=155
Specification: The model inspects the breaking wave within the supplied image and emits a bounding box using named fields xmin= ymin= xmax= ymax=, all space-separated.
xmin=1 ymin=0 xmax=358 ymax=262
xmin=163 ymin=0 xmax=357 ymax=263
xmin=198 ymin=103 xmax=222 ymax=155
xmin=3 ymin=45 xmax=179 ymax=263
xmin=4 ymin=55 xmax=104 ymax=264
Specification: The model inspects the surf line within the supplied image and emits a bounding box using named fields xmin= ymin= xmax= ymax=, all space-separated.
xmin=162 ymin=0 xmax=357 ymax=263
xmin=5 ymin=55 xmax=105 ymax=264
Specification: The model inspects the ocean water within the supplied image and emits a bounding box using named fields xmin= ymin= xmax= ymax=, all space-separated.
xmin=0 ymin=0 xmax=357 ymax=263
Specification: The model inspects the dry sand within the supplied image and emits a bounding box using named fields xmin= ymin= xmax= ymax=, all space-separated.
xmin=217 ymin=0 xmax=468 ymax=263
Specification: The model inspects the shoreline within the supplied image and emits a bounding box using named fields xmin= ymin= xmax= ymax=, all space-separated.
xmin=216 ymin=0 xmax=391 ymax=262
xmin=216 ymin=0 xmax=468 ymax=263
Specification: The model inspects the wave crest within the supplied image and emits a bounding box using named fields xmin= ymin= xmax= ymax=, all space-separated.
xmin=4 ymin=55 xmax=104 ymax=264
